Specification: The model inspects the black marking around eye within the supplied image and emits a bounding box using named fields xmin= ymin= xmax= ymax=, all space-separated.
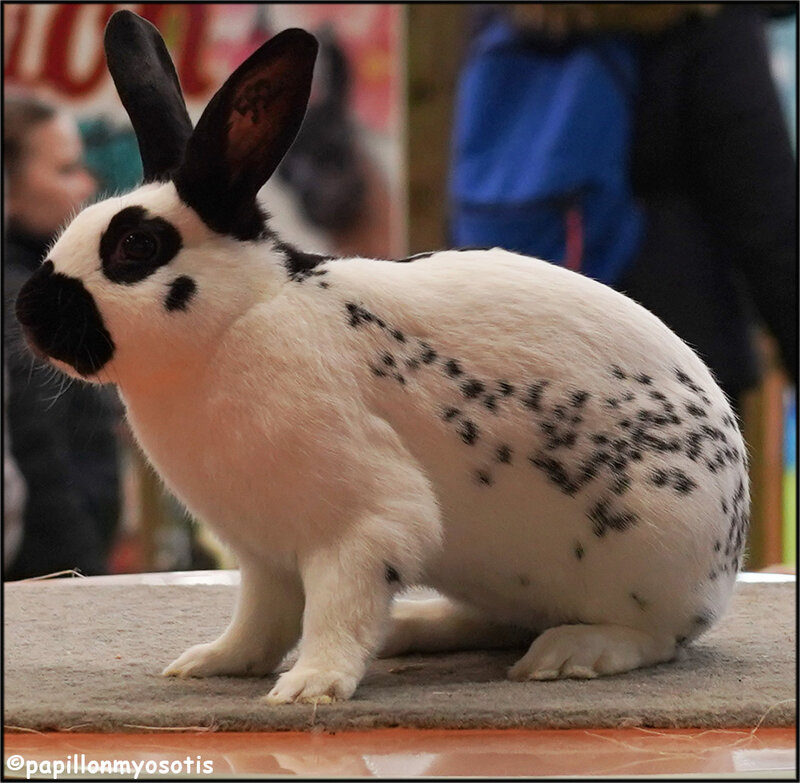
xmin=100 ymin=206 xmax=182 ymax=284
xmin=165 ymin=276 xmax=197 ymax=312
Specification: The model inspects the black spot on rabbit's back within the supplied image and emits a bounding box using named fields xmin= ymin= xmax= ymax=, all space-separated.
xmin=100 ymin=206 xmax=183 ymax=284
xmin=345 ymin=302 xmax=373 ymax=327
xmin=392 ymin=250 xmax=436 ymax=263
xmin=281 ymin=242 xmax=334 ymax=282
xmin=496 ymin=444 xmax=513 ymax=464
xmin=444 ymin=359 xmax=464 ymax=378
xmin=461 ymin=378 xmax=485 ymax=398
xmin=475 ymin=469 xmax=493 ymax=486
xmin=391 ymin=247 xmax=489 ymax=263
xmin=458 ymin=419 xmax=479 ymax=445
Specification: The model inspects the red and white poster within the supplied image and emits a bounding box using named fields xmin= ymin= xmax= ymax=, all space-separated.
xmin=4 ymin=3 xmax=407 ymax=257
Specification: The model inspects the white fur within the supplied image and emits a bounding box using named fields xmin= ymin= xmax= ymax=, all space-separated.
xmin=43 ymin=180 xmax=748 ymax=702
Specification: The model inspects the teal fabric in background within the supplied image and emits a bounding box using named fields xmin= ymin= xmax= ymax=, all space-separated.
xmin=79 ymin=119 xmax=143 ymax=199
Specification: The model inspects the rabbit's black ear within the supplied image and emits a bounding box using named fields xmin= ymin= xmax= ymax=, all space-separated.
xmin=173 ymin=29 xmax=318 ymax=240
xmin=104 ymin=10 xmax=193 ymax=183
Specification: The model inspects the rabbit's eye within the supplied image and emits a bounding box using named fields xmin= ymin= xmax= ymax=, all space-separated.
xmin=121 ymin=231 xmax=158 ymax=261
xmin=101 ymin=206 xmax=182 ymax=285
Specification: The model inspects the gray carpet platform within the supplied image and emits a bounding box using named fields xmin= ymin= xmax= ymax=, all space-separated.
xmin=3 ymin=579 xmax=796 ymax=733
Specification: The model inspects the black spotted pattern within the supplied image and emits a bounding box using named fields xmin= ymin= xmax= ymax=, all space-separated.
xmin=342 ymin=300 xmax=748 ymax=561
xmin=282 ymin=242 xmax=334 ymax=282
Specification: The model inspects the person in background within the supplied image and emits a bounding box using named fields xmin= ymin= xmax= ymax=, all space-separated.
xmin=453 ymin=4 xmax=797 ymax=417
xmin=618 ymin=3 xmax=797 ymax=414
xmin=4 ymin=362 xmax=25 ymax=569
xmin=3 ymin=93 xmax=122 ymax=580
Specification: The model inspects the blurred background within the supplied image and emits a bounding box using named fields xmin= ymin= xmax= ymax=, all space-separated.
xmin=3 ymin=3 xmax=796 ymax=578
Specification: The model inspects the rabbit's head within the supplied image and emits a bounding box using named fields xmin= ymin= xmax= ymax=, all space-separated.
xmin=15 ymin=11 xmax=318 ymax=387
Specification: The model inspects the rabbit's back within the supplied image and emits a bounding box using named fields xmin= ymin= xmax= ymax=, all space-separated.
xmin=319 ymin=248 xmax=748 ymax=640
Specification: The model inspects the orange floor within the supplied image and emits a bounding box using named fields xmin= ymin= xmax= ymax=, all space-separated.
xmin=4 ymin=727 xmax=796 ymax=778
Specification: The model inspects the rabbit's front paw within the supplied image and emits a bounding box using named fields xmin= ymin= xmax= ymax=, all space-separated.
xmin=163 ymin=640 xmax=276 ymax=678
xmin=264 ymin=666 xmax=359 ymax=704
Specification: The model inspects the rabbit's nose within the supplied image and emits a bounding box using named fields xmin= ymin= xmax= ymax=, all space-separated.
xmin=15 ymin=260 xmax=56 ymax=335
xmin=15 ymin=261 xmax=115 ymax=377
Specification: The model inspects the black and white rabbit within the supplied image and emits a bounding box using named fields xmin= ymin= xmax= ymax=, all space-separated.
xmin=15 ymin=11 xmax=749 ymax=704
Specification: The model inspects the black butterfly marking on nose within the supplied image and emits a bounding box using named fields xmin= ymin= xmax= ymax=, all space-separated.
xmin=15 ymin=260 xmax=116 ymax=376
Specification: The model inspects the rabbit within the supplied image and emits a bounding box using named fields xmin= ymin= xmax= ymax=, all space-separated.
xmin=14 ymin=10 xmax=749 ymax=704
